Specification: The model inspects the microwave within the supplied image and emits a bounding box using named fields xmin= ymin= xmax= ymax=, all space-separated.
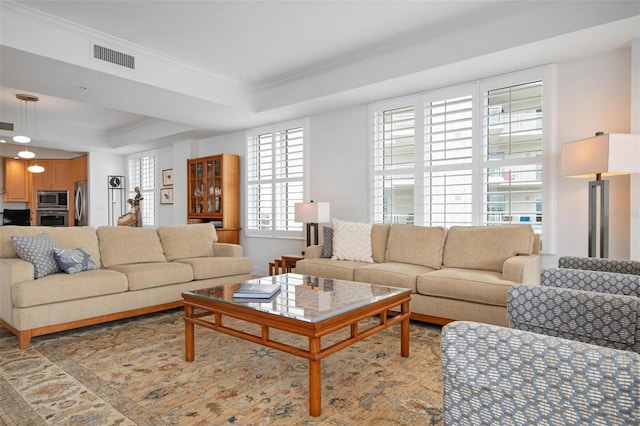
xmin=36 ymin=190 xmax=68 ymax=210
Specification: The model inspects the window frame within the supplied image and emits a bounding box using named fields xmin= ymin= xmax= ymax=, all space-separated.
xmin=127 ymin=149 xmax=158 ymax=228
xmin=245 ymin=118 xmax=309 ymax=239
xmin=369 ymin=66 xmax=556 ymax=253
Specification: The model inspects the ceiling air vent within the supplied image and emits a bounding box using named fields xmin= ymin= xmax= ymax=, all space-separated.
xmin=0 ymin=122 xmax=14 ymax=131
xmin=93 ymin=44 xmax=135 ymax=69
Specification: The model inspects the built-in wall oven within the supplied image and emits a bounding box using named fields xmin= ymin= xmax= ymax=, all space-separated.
xmin=36 ymin=190 xmax=69 ymax=227
xmin=36 ymin=210 xmax=69 ymax=227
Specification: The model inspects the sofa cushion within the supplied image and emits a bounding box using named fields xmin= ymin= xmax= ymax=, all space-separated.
xmin=417 ymin=268 xmax=513 ymax=306
xmin=355 ymin=262 xmax=436 ymax=293
xmin=11 ymin=234 xmax=61 ymax=279
xmin=12 ymin=269 xmax=128 ymax=308
xmin=295 ymin=258 xmax=369 ymax=281
xmin=442 ymin=225 xmax=535 ymax=273
xmin=384 ymin=224 xmax=446 ymax=269
xmin=54 ymin=247 xmax=99 ymax=274
xmin=108 ymin=262 xmax=194 ymax=291
xmin=97 ymin=226 xmax=167 ymax=268
xmin=331 ymin=219 xmax=373 ymax=263
xmin=157 ymin=223 xmax=218 ymax=261
xmin=1 ymin=226 xmax=101 ymax=265
xmin=173 ymin=257 xmax=253 ymax=280
xmin=371 ymin=224 xmax=390 ymax=263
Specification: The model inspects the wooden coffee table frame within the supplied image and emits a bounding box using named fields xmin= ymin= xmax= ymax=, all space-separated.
xmin=183 ymin=290 xmax=411 ymax=417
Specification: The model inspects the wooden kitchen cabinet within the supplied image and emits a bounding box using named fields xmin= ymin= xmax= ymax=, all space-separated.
xmin=31 ymin=159 xmax=70 ymax=190
xmin=2 ymin=158 xmax=29 ymax=202
xmin=69 ymin=155 xmax=87 ymax=182
xmin=187 ymin=154 xmax=240 ymax=243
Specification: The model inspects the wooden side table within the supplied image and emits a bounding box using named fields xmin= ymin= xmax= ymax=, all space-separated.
xmin=282 ymin=254 xmax=304 ymax=273
xmin=269 ymin=255 xmax=304 ymax=276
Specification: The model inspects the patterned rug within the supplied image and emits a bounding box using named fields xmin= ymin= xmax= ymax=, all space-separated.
xmin=0 ymin=309 xmax=443 ymax=425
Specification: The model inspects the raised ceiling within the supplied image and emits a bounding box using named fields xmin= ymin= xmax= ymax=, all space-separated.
xmin=1 ymin=0 xmax=639 ymax=155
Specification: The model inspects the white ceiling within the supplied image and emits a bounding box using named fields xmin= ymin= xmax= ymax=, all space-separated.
xmin=1 ymin=0 xmax=639 ymax=155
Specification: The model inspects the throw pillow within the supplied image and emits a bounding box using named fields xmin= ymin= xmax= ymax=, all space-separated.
xmin=11 ymin=234 xmax=61 ymax=279
xmin=53 ymin=247 xmax=99 ymax=274
xmin=331 ymin=219 xmax=373 ymax=263
xmin=321 ymin=227 xmax=333 ymax=258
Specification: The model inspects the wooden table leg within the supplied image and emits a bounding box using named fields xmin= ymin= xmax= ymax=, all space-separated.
xmin=400 ymin=300 xmax=410 ymax=357
xmin=309 ymin=337 xmax=322 ymax=416
xmin=185 ymin=304 xmax=195 ymax=362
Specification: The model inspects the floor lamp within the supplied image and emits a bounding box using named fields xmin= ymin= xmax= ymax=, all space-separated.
xmin=295 ymin=201 xmax=331 ymax=247
xmin=561 ymin=133 xmax=640 ymax=258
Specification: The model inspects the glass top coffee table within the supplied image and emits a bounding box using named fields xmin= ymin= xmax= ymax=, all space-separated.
xmin=182 ymin=273 xmax=411 ymax=417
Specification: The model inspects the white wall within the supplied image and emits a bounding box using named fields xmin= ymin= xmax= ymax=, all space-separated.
xmin=161 ymin=47 xmax=635 ymax=275
xmin=554 ymin=48 xmax=633 ymax=264
xmin=87 ymin=151 xmax=126 ymax=227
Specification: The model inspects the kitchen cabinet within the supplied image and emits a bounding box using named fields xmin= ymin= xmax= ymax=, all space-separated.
xmin=70 ymin=155 xmax=87 ymax=182
xmin=187 ymin=154 xmax=240 ymax=243
xmin=2 ymin=158 xmax=29 ymax=202
xmin=31 ymin=159 xmax=70 ymax=190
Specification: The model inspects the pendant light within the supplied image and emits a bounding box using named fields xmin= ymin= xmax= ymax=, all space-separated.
xmin=18 ymin=146 xmax=36 ymax=159
xmin=13 ymin=94 xmax=39 ymax=143
xmin=27 ymin=162 xmax=45 ymax=173
xmin=14 ymin=93 xmax=46 ymax=173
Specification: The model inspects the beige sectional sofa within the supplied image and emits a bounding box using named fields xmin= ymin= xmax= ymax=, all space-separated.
xmin=0 ymin=223 xmax=252 ymax=349
xmin=296 ymin=223 xmax=540 ymax=327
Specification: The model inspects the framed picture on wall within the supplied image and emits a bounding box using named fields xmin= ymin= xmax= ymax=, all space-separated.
xmin=160 ymin=188 xmax=174 ymax=204
xmin=162 ymin=169 xmax=173 ymax=186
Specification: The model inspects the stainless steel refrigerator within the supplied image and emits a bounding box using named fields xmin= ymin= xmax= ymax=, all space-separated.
xmin=74 ymin=180 xmax=88 ymax=226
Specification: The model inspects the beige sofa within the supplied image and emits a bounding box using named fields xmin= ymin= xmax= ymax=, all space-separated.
xmin=296 ymin=223 xmax=540 ymax=327
xmin=0 ymin=223 xmax=253 ymax=349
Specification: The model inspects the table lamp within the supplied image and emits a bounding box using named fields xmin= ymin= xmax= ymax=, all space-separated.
xmin=561 ymin=132 xmax=640 ymax=258
xmin=295 ymin=201 xmax=331 ymax=247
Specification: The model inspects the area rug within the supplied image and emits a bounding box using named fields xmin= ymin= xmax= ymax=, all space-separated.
xmin=0 ymin=309 xmax=443 ymax=425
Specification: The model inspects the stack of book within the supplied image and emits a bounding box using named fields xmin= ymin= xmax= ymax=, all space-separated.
xmin=233 ymin=283 xmax=281 ymax=300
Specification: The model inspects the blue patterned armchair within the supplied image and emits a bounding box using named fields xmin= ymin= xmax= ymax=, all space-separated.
xmin=441 ymin=321 xmax=639 ymax=425
xmin=558 ymin=255 xmax=640 ymax=276
xmin=441 ymin=266 xmax=640 ymax=425
xmin=508 ymin=268 xmax=640 ymax=352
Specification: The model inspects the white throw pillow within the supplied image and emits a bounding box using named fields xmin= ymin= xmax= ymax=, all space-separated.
xmin=331 ymin=219 xmax=373 ymax=263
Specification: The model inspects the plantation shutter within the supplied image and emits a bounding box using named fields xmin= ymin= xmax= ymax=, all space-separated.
xmin=247 ymin=133 xmax=273 ymax=232
xmin=483 ymin=81 xmax=543 ymax=231
xmin=246 ymin=119 xmax=307 ymax=236
xmin=128 ymin=152 xmax=156 ymax=227
xmin=274 ymin=127 xmax=304 ymax=232
xmin=423 ymin=93 xmax=474 ymax=226
xmin=371 ymin=104 xmax=416 ymax=224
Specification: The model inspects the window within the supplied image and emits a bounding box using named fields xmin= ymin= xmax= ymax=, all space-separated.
xmin=370 ymin=67 xmax=554 ymax=251
xmin=246 ymin=119 xmax=307 ymax=237
xmin=128 ymin=151 xmax=157 ymax=227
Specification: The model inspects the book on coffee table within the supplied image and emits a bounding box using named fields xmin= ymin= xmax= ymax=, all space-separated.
xmin=233 ymin=283 xmax=281 ymax=299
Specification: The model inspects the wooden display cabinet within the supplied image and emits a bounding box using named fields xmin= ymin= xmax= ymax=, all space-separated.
xmin=187 ymin=154 xmax=240 ymax=243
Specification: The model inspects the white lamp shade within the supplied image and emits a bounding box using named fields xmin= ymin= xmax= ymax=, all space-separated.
xmin=294 ymin=202 xmax=330 ymax=223
xmin=561 ymin=133 xmax=640 ymax=178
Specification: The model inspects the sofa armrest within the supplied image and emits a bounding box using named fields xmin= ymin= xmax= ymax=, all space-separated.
xmin=507 ymin=284 xmax=639 ymax=352
xmin=0 ymin=258 xmax=35 ymax=326
xmin=304 ymin=245 xmax=323 ymax=259
xmin=502 ymin=254 xmax=540 ymax=284
xmin=0 ymin=258 xmax=34 ymax=285
xmin=442 ymin=321 xmax=640 ymax=426
xmin=542 ymin=268 xmax=640 ymax=296
xmin=558 ymin=256 xmax=640 ymax=275
xmin=214 ymin=243 xmax=243 ymax=257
